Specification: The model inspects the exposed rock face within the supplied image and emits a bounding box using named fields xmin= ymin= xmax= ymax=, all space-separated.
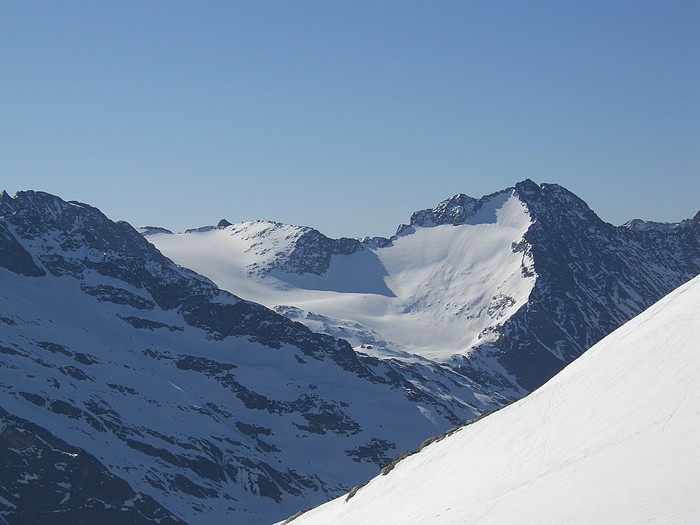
xmin=467 ymin=180 xmax=700 ymax=390
xmin=0 ymin=409 xmax=185 ymax=525
xmin=410 ymin=193 xmax=479 ymax=226
xmin=288 ymin=230 xmax=362 ymax=275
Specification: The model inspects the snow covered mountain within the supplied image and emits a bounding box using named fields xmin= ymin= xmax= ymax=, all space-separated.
xmin=148 ymin=180 xmax=700 ymax=394
xmin=279 ymin=274 xmax=700 ymax=525
xmin=0 ymin=190 xmax=495 ymax=524
xmin=1 ymin=184 xmax=697 ymax=524
xmin=147 ymin=189 xmax=535 ymax=365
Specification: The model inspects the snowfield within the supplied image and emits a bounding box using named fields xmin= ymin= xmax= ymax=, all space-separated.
xmin=279 ymin=274 xmax=700 ymax=525
xmin=149 ymin=190 xmax=536 ymax=360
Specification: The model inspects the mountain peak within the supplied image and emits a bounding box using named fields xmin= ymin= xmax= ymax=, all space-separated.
xmin=407 ymin=179 xmax=596 ymax=230
xmin=0 ymin=190 xmax=106 ymax=233
xmin=513 ymin=178 xmax=540 ymax=193
xmin=410 ymin=193 xmax=479 ymax=227
xmin=513 ymin=180 xmax=603 ymax=228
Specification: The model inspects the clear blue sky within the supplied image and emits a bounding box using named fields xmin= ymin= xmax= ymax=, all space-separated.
xmin=2 ymin=0 xmax=698 ymax=238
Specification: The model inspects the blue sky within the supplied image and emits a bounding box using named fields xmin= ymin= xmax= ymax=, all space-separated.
xmin=1 ymin=0 xmax=698 ymax=238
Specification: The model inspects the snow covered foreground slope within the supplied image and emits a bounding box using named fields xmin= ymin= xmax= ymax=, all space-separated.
xmin=282 ymin=275 xmax=700 ymax=525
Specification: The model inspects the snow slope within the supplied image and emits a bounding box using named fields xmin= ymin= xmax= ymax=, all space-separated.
xmin=149 ymin=189 xmax=536 ymax=360
xmin=281 ymin=274 xmax=700 ymax=525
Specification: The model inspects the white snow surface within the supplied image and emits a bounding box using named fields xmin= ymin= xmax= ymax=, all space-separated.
xmin=280 ymin=275 xmax=700 ymax=525
xmin=149 ymin=190 xmax=535 ymax=360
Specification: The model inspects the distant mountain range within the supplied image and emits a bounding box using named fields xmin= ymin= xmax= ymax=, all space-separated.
xmin=148 ymin=179 xmax=700 ymax=392
xmin=0 ymin=181 xmax=697 ymax=524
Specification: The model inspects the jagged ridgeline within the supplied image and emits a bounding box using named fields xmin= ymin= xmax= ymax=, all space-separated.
xmin=0 ymin=183 xmax=698 ymax=524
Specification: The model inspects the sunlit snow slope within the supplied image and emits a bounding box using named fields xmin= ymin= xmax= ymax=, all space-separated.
xmin=149 ymin=189 xmax=535 ymax=360
xmin=282 ymin=275 xmax=700 ymax=525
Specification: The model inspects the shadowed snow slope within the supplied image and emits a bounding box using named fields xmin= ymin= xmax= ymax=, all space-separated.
xmin=282 ymin=275 xmax=700 ymax=525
